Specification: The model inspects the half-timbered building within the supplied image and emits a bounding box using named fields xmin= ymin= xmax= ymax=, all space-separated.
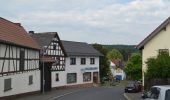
xmin=31 ymin=32 xmax=67 ymax=92
xmin=31 ymin=32 xmax=102 ymax=89
xmin=0 ymin=17 xmax=40 ymax=98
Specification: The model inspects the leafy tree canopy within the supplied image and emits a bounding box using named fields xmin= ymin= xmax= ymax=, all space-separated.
xmin=125 ymin=53 xmax=142 ymax=80
xmin=107 ymin=48 xmax=123 ymax=60
xmin=92 ymin=44 xmax=112 ymax=83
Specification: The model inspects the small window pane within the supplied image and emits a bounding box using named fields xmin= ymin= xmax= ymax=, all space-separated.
xmin=159 ymin=49 xmax=169 ymax=55
xmin=56 ymin=73 xmax=59 ymax=81
xmin=165 ymin=90 xmax=170 ymax=100
xmin=90 ymin=58 xmax=95 ymax=64
xmin=29 ymin=75 xmax=33 ymax=85
xmin=70 ymin=58 xmax=76 ymax=65
xmin=81 ymin=58 xmax=86 ymax=65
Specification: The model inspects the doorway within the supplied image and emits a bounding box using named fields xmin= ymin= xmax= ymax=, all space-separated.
xmin=93 ymin=72 xmax=99 ymax=84
xmin=40 ymin=63 xmax=52 ymax=92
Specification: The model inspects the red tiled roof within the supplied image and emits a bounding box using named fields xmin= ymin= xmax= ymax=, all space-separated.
xmin=0 ymin=17 xmax=40 ymax=50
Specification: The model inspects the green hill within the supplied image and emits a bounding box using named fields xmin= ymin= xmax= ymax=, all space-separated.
xmin=103 ymin=45 xmax=139 ymax=61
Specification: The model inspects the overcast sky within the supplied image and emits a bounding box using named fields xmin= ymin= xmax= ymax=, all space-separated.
xmin=0 ymin=0 xmax=170 ymax=45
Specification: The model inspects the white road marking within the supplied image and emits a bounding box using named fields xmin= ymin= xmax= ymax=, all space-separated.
xmin=48 ymin=91 xmax=75 ymax=100
xmin=123 ymin=93 xmax=131 ymax=100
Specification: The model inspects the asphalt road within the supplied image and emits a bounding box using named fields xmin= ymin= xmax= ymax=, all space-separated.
xmin=54 ymin=86 xmax=126 ymax=100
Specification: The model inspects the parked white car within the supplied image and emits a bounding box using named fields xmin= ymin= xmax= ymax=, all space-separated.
xmin=142 ymin=85 xmax=170 ymax=100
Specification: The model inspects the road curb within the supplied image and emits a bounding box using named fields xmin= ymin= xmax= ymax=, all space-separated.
xmin=123 ymin=93 xmax=132 ymax=100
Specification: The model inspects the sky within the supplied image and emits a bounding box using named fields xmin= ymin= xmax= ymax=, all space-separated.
xmin=0 ymin=0 xmax=170 ymax=45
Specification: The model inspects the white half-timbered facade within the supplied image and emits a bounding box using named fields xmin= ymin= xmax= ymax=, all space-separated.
xmin=0 ymin=17 xmax=40 ymax=98
xmin=31 ymin=32 xmax=67 ymax=92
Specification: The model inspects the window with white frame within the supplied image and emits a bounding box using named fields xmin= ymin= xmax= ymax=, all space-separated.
xmin=70 ymin=58 xmax=76 ymax=65
xmin=90 ymin=58 xmax=95 ymax=64
xmin=81 ymin=58 xmax=86 ymax=65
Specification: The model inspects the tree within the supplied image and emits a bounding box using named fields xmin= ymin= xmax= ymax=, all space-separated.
xmin=124 ymin=53 xmax=142 ymax=80
xmin=92 ymin=44 xmax=112 ymax=83
xmin=145 ymin=52 xmax=170 ymax=80
xmin=107 ymin=48 xmax=123 ymax=60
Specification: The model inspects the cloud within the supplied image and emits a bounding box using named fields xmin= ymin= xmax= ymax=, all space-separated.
xmin=0 ymin=0 xmax=170 ymax=44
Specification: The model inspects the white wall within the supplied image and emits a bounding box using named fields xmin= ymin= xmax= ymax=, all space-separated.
xmin=0 ymin=71 xmax=40 ymax=97
xmin=110 ymin=67 xmax=126 ymax=80
xmin=52 ymin=71 xmax=66 ymax=87
xmin=52 ymin=56 xmax=100 ymax=87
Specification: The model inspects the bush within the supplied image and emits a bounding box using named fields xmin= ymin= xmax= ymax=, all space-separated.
xmin=145 ymin=52 xmax=170 ymax=80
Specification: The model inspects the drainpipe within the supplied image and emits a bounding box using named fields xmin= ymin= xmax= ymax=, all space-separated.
xmin=42 ymin=49 xmax=45 ymax=94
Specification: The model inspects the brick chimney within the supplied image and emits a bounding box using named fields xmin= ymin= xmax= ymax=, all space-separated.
xmin=29 ymin=31 xmax=34 ymax=34
xmin=14 ymin=23 xmax=21 ymax=26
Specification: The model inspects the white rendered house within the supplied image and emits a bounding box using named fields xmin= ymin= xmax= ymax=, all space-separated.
xmin=110 ymin=60 xmax=126 ymax=80
xmin=60 ymin=41 xmax=102 ymax=86
xmin=0 ymin=17 xmax=40 ymax=98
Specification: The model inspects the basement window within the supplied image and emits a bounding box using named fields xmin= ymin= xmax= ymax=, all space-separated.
xmin=4 ymin=78 xmax=12 ymax=92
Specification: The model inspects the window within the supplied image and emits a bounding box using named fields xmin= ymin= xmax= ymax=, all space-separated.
xmin=56 ymin=73 xmax=59 ymax=81
xmin=29 ymin=75 xmax=33 ymax=85
xmin=149 ymin=87 xmax=160 ymax=99
xmin=53 ymin=45 xmax=56 ymax=50
xmin=70 ymin=58 xmax=76 ymax=65
xmin=67 ymin=73 xmax=77 ymax=83
xmin=83 ymin=72 xmax=91 ymax=82
xmin=19 ymin=49 xmax=25 ymax=71
xmin=53 ymin=57 xmax=60 ymax=66
xmin=81 ymin=58 xmax=86 ymax=65
xmin=4 ymin=78 xmax=12 ymax=91
xmin=90 ymin=58 xmax=95 ymax=64
xmin=165 ymin=89 xmax=170 ymax=100
xmin=159 ymin=49 xmax=169 ymax=55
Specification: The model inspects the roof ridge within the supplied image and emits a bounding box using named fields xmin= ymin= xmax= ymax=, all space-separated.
xmin=35 ymin=32 xmax=57 ymax=34
xmin=0 ymin=17 xmax=22 ymax=28
xmin=137 ymin=16 xmax=170 ymax=49
xmin=61 ymin=40 xmax=88 ymax=44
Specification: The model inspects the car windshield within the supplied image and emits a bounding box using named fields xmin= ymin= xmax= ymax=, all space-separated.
xmin=165 ymin=89 xmax=170 ymax=100
xmin=149 ymin=87 xmax=160 ymax=99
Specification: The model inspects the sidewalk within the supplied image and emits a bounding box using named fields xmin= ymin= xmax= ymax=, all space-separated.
xmin=15 ymin=87 xmax=93 ymax=100
xmin=124 ymin=92 xmax=142 ymax=100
